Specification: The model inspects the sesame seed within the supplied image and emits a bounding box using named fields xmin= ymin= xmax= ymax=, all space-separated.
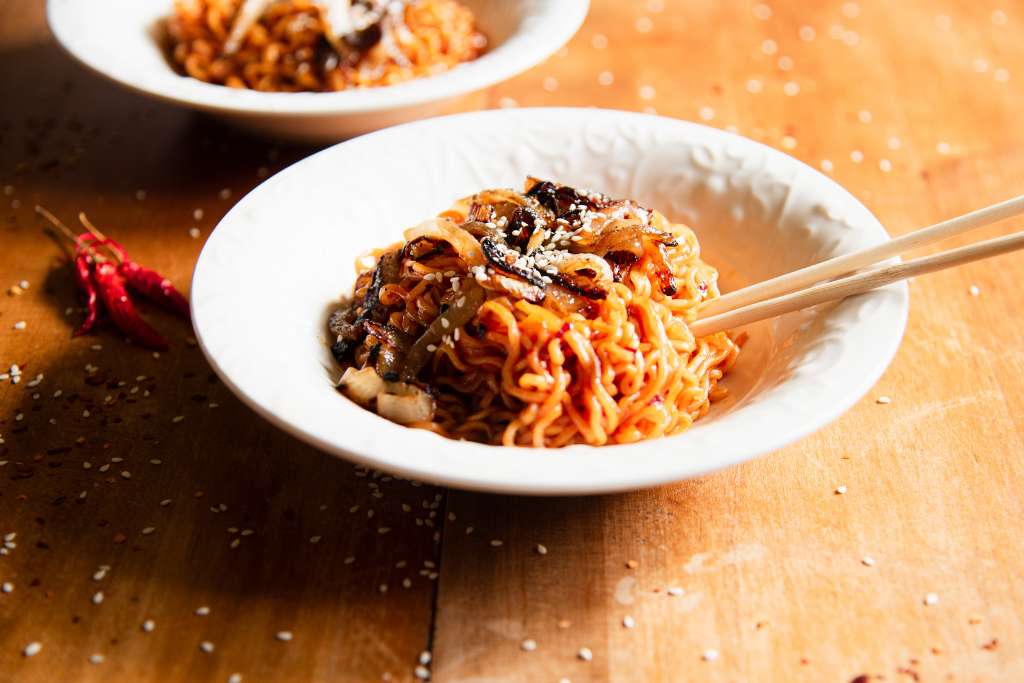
xmin=698 ymin=106 xmax=715 ymax=121
xmin=835 ymin=485 xmax=848 ymax=495
xmin=150 ymin=459 xmax=162 ymax=465
xmin=542 ymin=77 xmax=559 ymax=92
xmin=761 ymin=39 xmax=777 ymax=55
xmin=591 ymin=33 xmax=608 ymax=49
xmin=219 ymin=188 xmax=231 ymax=200
xmin=781 ymin=135 xmax=797 ymax=150
xmin=490 ymin=539 xmax=503 ymax=547
xmin=577 ymin=647 xmax=593 ymax=661
xmin=13 ymin=321 xmax=26 ymax=330
xmin=521 ymin=638 xmax=537 ymax=652
xmin=598 ymin=71 xmax=614 ymax=86
xmin=876 ymin=395 xmax=892 ymax=404
xmin=820 ymin=159 xmax=834 ymax=173
xmin=160 ymin=499 xmax=172 ymax=506
xmin=799 ymin=25 xmax=816 ymax=41
xmin=414 ymin=665 xmax=430 ymax=680
xmin=276 ymin=631 xmax=293 ymax=642
xmin=92 ymin=591 xmax=104 ymax=604
xmin=937 ymin=141 xmax=951 ymax=155
xmin=969 ymin=285 xmax=980 ymax=297
xmin=498 ymin=97 xmax=518 ymax=109
xmin=419 ymin=651 xmax=432 ymax=665
xmin=782 ymin=81 xmax=800 ymax=96
xmin=200 ymin=641 xmax=215 ymax=653
xmin=702 ymin=649 xmax=720 ymax=661
xmin=623 ymin=616 xmax=636 ymax=629
xmin=850 ymin=149 xmax=865 ymax=163
xmin=195 ymin=606 xmax=210 ymax=616
xmin=89 ymin=653 xmax=104 ymax=664
xmin=142 ymin=619 xmax=155 ymax=632
xmin=861 ymin=556 xmax=876 ymax=566
xmin=141 ymin=526 xmax=155 ymax=535
xmin=667 ymin=587 xmax=684 ymax=596
xmin=924 ymin=592 xmax=939 ymax=606
xmin=23 ymin=642 xmax=42 ymax=657
xmin=639 ymin=85 xmax=657 ymax=101
xmin=2 ymin=582 xmax=13 ymax=593
xmin=857 ymin=109 xmax=873 ymax=123
xmin=228 ymin=674 xmax=242 ymax=683
xmin=120 ymin=471 xmax=131 ymax=479
xmin=753 ymin=3 xmax=771 ymax=20
xmin=746 ymin=79 xmax=763 ymax=94
xmin=309 ymin=535 xmax=322 ymax=544
xmin=172 ymin=415 xmax=185 ymax=423
xmin=536 ymin=544 xmax=548 ymax=555
xmin=879 ymin=159 xmax=893 ymax=173
xmin=635 ymin=16 xmax=653 ymax=33
xmin=189 ymin=227 xmax=201 ymax=239
xmin=626 ymin=560 xmax=639 ymax=569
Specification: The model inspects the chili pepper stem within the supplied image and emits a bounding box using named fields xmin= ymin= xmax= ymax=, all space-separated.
xmin=35 ymin=205 xmax=81 ymax=244
xmin=78 ymin=212 xmax=122 ymax=264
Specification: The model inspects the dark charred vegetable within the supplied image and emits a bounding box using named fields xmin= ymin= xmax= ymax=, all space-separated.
xmin=356 ymin=250 xmax=400 ymax=323
xmin=363 ymin=321 xmax=414 ymax=381
xmin=402 ymin=281 xmax=486 ymax=380
xmin=526 ymin=178 xmax=606 ymax=225
xmin=345 ymin=22 xmax=382 ymax=51
xmin=507 ymin=207 xmax=542 ymax=252
xmin=480 ymin=237 xmax=547 ymax=288
xmin=328 ymin=301 xmax=362 ymax=363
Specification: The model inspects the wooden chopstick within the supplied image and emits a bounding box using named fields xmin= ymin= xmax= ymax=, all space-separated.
xmin=689 ymin=229 xmax=1024 ymax=337
xmin=698 ymin=194 xmax=1024 ymax=319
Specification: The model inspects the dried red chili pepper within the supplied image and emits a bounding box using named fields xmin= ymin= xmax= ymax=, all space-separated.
xmin=72 ymin=253 xmax=101 ymax=336
xmin=119 ymin=261 xmax=191 ymax=320
xmin=92 ymin=262 xmax=169 ymax=351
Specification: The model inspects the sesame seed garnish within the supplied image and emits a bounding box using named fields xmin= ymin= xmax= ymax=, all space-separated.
xmin=219 ymin=188 xmax=232 ymax=199
xmin=228 ymin=674 xmax=242 ymax=683
xmin=276 ymin=631 xmax=293 ymax=642
xmin=160 ymin=499 xmax=172 ymax=506
xmin=489 ymin=539 xmax=503 ymax=547
xmin=702 ymin=649 xmax=720 ymax=662
xmin=520 ymin=638 xmax=537 ymax=652
xmin=195 ymin=606 xmax=210 ymax=616
xmin=924 ymin=592 xmax=940 ymax=606
xmin=200 ymin=641 xmax=215 ymax=653
xmin=746 ymin=78 xmax=763 ymax=94
xmin=536 ymin=544 xmax=548 ymax=555
xmin=639 ymin=85 xmax=657 ymax=101
xmin=189 ymin=227 xmax=201 ymax=239
xmin=172 ymin=415 xmax=185 ymax=423
xmin=876 ymin=395 xmax=892 ymax=404
xmin=142 ymin=619 xmax=155 ymax=632
xmin=120 ymin=471 xmax=132 ymax=479
xmin=2 ymin=582 xmax=13 ymax=593
xmin=969 ymin=285 xmax=980 ymax=297
xmin=850 ymin=149 xmax=865 ymax=163
xmin=861 ymin=556 xmax=876 ymax=566
xmin=419 ymin=651 xmax=432 ymax=665
xmin=92 ymin=591 xmax=104 ymax=605
xmin=597 ymin=71 xmax=614 ymax=86
xmin=309 ymin=535 xmax=322 ymax=544
xmin=591 ymin=33 xmax=608 ymax=49
xmin=623 ymin=616 xmax=636 ymax=629
xmin=879 ymin=159 xmax=893 ymax=173
xmin=89 ymin=653 xmax=105 ymax=664
xmin=23 ymin=642 xmax=42 ymax=657
xmin=667 ymin=587 xmax=684 ymax=596
xmin=782 ymin=81 xmax=800 ymax=96
xmin=12 ymin=321 xmax=26 ymax=330
xmin=937 ymin=141 xmax=952 ymax=155
xmin=542 ymin=77 xmax=559 ymax=92
xmin=799 ymin=25 xmax=816 ymax=41
xmin=414 ymin=665 xmax=430 ymax=680
xmin=835 ymin=485 xmax=848 ymax=495
xmin=577 ymin=647 xmax=593 ymax=661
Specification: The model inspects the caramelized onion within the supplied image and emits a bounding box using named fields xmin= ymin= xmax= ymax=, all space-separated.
xmin=551 ymin=253 xmax=613 ymax=300
xmin=403 ymin=218 xmax=485 ymax=267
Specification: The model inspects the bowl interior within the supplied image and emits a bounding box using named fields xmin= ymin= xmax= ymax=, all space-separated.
xmin=192 ymin=108 xmax=907 ymax=494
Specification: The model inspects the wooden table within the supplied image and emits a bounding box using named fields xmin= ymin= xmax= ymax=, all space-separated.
xmin=2 ymin=1 xmax=1022 ymax=681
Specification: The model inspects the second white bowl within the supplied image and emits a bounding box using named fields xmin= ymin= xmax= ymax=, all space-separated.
xmin=47 ymin=0 xmax=589 ymax=141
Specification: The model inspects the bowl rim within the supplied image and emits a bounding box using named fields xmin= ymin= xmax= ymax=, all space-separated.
xmin=46 ymin=0 xmax=589 ymax=117
xmin=191 ymin=107 xmax=910 ymax=495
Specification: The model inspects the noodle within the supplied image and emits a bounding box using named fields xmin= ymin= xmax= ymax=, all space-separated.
xmin=329 ymin=179 xmax=742 ymax=447
xmin=165 ymin=0 xmax=485 ymax=92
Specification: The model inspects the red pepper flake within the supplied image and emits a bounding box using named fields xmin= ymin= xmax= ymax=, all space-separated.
xmin=981 ymin=638 xmax=999 ymax=651
xmin=112 ymin=533 xmax=126 ymax=544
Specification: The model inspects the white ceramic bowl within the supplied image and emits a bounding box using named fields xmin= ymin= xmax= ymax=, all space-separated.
xmin=191 ymin=108 xmax=908 ymax=495
xmin=46 ymin=0 xmax=588 ymax=142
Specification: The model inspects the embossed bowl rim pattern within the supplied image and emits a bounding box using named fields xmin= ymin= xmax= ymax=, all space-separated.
xmin=191 ymin=108 xmax=909 ymax=495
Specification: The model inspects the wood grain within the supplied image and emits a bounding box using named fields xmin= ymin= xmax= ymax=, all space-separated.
xmin=2 ymin=1 xmax=1023 ymax=682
